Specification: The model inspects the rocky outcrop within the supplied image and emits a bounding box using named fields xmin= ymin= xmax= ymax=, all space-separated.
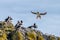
xmin=0 ymin=16 xmax=60 ymax=40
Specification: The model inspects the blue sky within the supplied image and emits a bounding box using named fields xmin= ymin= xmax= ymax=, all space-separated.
xmin=0 ymin=0 xmax=60 ymax=36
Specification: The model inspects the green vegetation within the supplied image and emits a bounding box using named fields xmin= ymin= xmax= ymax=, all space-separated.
xmin=0 ymin=16 xmax=59 ymax=40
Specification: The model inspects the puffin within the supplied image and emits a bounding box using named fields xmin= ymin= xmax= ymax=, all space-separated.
xmin=31 ymin=11 xmax=47 ymax=19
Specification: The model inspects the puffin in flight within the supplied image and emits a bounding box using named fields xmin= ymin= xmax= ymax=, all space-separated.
xmin=31 ymin=11 xmax=47 ymax=19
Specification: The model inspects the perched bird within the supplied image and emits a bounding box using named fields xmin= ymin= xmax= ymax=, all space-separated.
xmin=28 ymin=23 xmax=37 ymax=29
xmin=15 ymin=20 xmax=23 ymax=29
xmin=31 ymin=11 xmax=47 ymax=19
xmin=5 ymin=16 xmax=13 ymax=22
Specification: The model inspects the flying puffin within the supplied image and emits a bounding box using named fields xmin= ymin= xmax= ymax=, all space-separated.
xmin=31 ymin=11 xmax=47 ymax=19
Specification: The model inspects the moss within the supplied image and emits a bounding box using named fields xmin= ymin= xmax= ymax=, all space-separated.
xmin=26 ymin=30 xmax=37 ymax=40
xmin=11 ymin=30 xmax=24 ymax=40
xmin=0 ymin=30 xmax=7 ymax=40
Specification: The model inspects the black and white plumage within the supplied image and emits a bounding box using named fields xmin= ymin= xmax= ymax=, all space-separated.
xmin=15 ymin=20 xmax=23 ymax=29
xmin=31 ymin=11 xmax=47 ymax=19
xmin=28 ymin=23 xmax=37 ymax=29
xmin=5 ymin=16 xmax=13 ymax=22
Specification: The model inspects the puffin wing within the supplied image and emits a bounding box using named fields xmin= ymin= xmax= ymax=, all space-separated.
xmin=31 ymin=11 xmax=37 ymax=14
xmin=40 ymin=12 xmax=47 ymax=15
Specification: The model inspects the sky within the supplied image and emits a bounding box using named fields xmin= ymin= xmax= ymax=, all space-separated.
xmin=0 ymin=0 xmax=60 ymax=36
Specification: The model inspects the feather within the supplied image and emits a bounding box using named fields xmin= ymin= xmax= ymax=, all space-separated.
xmin=40 ymin=12 xmax=47 ymax=15
xmin=31 ymin=11 xmax=37 ymax=14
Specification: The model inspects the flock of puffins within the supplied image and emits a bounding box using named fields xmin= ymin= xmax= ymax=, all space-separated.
xmin=0 ymin=16 xmax=60 ymax=40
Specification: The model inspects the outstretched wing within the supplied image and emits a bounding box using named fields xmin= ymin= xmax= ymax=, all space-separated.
xmin=40 ymin=12 xmax=47 ymax=15
xmin=31 ymin=11 xmax=37 ymax=14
